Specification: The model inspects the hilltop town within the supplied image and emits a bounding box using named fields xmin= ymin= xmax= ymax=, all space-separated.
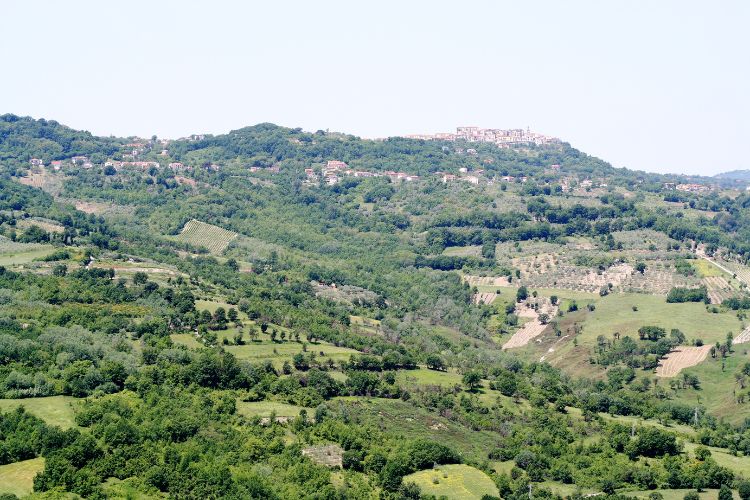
xmin=403 ymin=126 xmax=561 ymax=147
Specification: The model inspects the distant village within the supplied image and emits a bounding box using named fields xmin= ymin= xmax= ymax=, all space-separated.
xmin=403 ymin=126 xmax=562 ymax=148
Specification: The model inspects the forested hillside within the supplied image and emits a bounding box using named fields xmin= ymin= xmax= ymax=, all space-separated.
xmin=3 ymin=114 xmax=750 ymax=499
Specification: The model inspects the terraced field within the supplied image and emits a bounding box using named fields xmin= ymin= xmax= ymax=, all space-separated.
xmin=175 ymin=219 xmax=238 ymax=254
xmin=703 ymin=276 xmax=735 ymax=304
xmin=16 ymin=217 xmax=65 ymax=233
xmin=502 ymin=300 xmax=557 ymax=350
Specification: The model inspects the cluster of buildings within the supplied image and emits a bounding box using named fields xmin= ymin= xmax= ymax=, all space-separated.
xmin=105 ymin=160 xmax=161 ymax=171
xmin=673 ymin=183 xmax=711 ymax=193
xmin=662 ymin=182 xmax=712 ymax=194
xmin=311 ymin=161 xmax=420 ymax=185
xmin=30 ymin=157 xmax=93 ymax=170
xmin=404 ymin=126 xmax=561 ymax=148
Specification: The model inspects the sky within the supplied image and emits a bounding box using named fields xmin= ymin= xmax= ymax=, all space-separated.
xmin=2 ymin=1 xmax=748 ymax=175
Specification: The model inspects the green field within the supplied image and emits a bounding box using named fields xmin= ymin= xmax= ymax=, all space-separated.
xmin=225 ymin=340 xmax=359 ymax=364
xmin=694 ymin=258 xmax=730 ymax=278
xmin=443 ymin=245 xmax=481 ymax=257
xmin=334 ymin=397 xmax=504 ymax=461
xmin=0 ymin=396 xmax=79 ymax=429
xmin=236 ymin=401 xmax=310 ymax=419
xmin=170 ymin=333 xmax=204 ymax=349
xmin=403 ymin=464 xmax=499 ymax=500
xmin=396 ymin=367 xmax=526 ymax=410
xmin=480 ymin=285 xmax=599 ymax=304
xmin=670 ymin=348 xmax=750 ymax=424
xmin=625 ymin=489 xmax=732 ymax=500
xmin=396 ymin=367 xmax=464 ymax=387
xmin=0 ymin=242 xmax=56 ymax=266
xmin=171 ymin=325 xmax=361 ymax=368
xmin=0 ymin=457 xmax=45 ymax=497
xmin=578 ymin=293 xmax=740 ymax=346
xmin=195 ymin=299 xmax=240 ymax=313
xmin=683 ymin=442 xmax=750 ymax=477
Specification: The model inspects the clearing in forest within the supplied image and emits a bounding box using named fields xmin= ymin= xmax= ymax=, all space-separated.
xmin=175 ymin=219 xmax=238 ymax=254
xmin=0 ymin=396 xmax=78 ymax=429
xmin=655 ymin=345 xmax=712 ymax=377
xmin=0 ymin=457 xmax=45 ymax=498
xmin=302 ymin=444 xmax=344 ymax=467
xmin=403 ymin=464 xmax=499 ymax=500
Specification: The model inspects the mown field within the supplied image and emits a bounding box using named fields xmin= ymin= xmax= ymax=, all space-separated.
xmin=0 ymin=457 xmax=45 ymax=497
xmin=0 ymin=237 xmax=56 ymax=267
xmin=236 ymin=401 xmax=310 ymax=419
xmin=403 ymin=464 xmax=499 ymax=500
xmin=581 ymin=293 xmax=741 ymax=345
xmin=0 ymin=396 xmax=79 ymax=429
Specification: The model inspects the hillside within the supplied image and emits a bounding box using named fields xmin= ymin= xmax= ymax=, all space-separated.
xmin=3 ymin=115 xmax=750 ymax=498
xmin=716 ymin=170 xmax=750 ymax=182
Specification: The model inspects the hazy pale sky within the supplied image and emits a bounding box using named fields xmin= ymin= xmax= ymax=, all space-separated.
xmin=3 ymin=0 xmax=748 ymax=175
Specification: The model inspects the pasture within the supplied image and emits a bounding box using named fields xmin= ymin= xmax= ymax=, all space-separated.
xmin=335 ymin=397 xmax=504 ymax=462
xmin=396 ymin=368 xmax=523 ymax=410
xmin=580 ymin=293 xmax=741 ymax=346
xmin=670 ymin=348 xmax=750 ymax=424
xmin=626 ymin=489 xmax=731 ymax=500
xmin=0 ymin=396 xmax=79 ymax=429
xmin=682 ymin=442 xmax=750 ymax=477
xmin=236 ymin=401 xmax=310 ymax=419
xmin=224 ymin=339 xmax=359 ymax=366
xmin=0 ymin=457 xmax=45 ymax=497
xmin=442 ymin=245 xmax=481 ymax=257
xmin=16 ymin=217 xmax=65 ymax=234
xmin=174 ymin=219 xmax=238 ymax=255
xmin=694 ymin=258 xmax=729 ymax=278
xmin=403 ymin=464 xmax=499 ymax=500
xmin=0 ymin=237 xmax=55 ymax=266
xmin=91 ymin=258 xmax=185 ymax=284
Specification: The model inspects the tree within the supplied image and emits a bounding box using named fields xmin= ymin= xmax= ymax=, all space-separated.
xmin=516 ymin=286 xmax=528 ymax=302
xmin=719 ymin=484 xmax=733 ymax=500
xmin=538 ymin=313 xmax=550 ymax=325
xmin=132 ymin=271 xmax=148 ymax=285
xmin=228 ymin=308 xmax=238 ymax=322
xmin=425 ymin=354 xmax=446 ymax=371
xmin=737 ymin=480 xmax=750 ymax=500
xmin=462 ymin=371 xmax=481 ymax=391
xmin=213 ymin=307 xmax=227 ymax=329
xmin=636 ymin=262 xmax=647 ymax=274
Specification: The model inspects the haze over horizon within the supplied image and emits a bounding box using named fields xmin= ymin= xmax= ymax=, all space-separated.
xmin=2 ymin=0 xmax=748 ymax=176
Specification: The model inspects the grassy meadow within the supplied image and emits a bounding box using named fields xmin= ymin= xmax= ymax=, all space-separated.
xmin=403 ymin=464 xmax=499 ymax=500
xmin=0 ymin=396 xmax=79 ymax=429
